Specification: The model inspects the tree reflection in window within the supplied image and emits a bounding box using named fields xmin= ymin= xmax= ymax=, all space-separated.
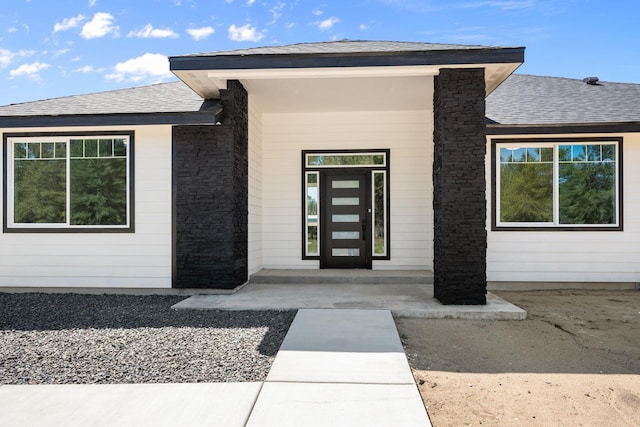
xmin=498 ymin=142 xmax=618 ymax=227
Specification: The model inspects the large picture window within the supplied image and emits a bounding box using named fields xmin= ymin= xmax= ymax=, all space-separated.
xmin=4 ymin=132 xmax=134 ymax=232
xmin=493 ymin=138 xmax=621 ymax=230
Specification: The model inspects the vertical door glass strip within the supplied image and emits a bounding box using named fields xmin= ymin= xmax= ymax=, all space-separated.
xmin=306 ymin=172 xmax=319 ymax=256
xmin=373 ymin=171 xmax=387 ymax=256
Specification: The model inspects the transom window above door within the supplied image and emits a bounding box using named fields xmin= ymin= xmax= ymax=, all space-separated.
xmin=302 ymin=150 xmax=390 ymax=262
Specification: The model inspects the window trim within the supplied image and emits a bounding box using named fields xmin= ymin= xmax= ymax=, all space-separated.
xmin=3 ymin=131 xmax=135 ymax=233
xmin=491 ymin=137 xmax=623 ymax=231
xmin=301 ymin=149 xmax=391 ymax=260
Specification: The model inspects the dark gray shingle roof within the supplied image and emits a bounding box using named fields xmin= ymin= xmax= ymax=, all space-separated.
xmin=179 ymin=40 xmax=508 ymax=57
xmin=486 ymin=74 xmax=640 ymax=125
xmin=0 ymin=80 xmax=205 ymax=117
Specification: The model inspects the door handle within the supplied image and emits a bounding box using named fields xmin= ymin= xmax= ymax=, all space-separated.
xmin=362 ymin=219 xmax=366 ymax=240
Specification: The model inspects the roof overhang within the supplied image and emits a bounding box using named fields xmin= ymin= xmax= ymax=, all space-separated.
xmin=170 ymin=47 xmax=524 ymax=112
xmin=0 ymin=106 xmax=223 ymax=129
xmin=487 ymin=121 xmax=640 ymax=135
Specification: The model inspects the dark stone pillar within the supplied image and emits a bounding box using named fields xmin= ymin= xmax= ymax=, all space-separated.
xmin=433 ymin=68 xmax=487 ymax=304
xmin=172 ymin=80 xmax=248 ymax=289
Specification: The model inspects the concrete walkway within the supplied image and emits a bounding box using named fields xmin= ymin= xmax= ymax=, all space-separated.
xmin=0 ymin=309 xmax=431 ymax=426
xmin=173 ymin=282 xmax=527 ymax=320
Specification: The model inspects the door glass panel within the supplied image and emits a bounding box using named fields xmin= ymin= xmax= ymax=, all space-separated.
xmin=305 ymin=172 xmax=319 ymax=256
xmin=332 ymin=231 xmax=359 ymax=239
xmin=332 ymin=214 xmax=359 ymax=223
xmin=332 ymin=180 xmax=359 ymax=189
xmin=373 ymin=171 xmax=386 ymax=256
xmin=332 ymin=248 xmax=360 ymax=257
xmin=332 ymin=197 xmax=359 ymax=206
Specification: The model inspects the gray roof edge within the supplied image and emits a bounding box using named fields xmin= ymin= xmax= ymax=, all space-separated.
xmin=487 ymin=121 xmax=640 ymax=135
xmin=0 ymin=109 xmax=222 ymax=129
xmin=170 ymin=46 xmax=525 ymax=71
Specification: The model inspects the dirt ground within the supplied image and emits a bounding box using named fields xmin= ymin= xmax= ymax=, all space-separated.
xmin=395 ymin=290 xmax=640 ymax=427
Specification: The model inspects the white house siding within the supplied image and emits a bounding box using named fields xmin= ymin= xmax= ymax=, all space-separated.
xmin=487 ymin=132 xmax=640 ymax=286
xmin=0 ymin=125 xmax=172 ymax=288
xmin=259 ymin=110 xmax=433 ymax=270
xmin=248 ymin=96 xmax=264 ymax=275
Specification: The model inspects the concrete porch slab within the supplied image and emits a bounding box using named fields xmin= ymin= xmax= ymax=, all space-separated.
xmin=172 ymin=282 xmax=527 ymax=320
xmin=246 ymin=382 xmax=431 ymax=427
xmin=0 ymin=382 xmax=262 ymax=427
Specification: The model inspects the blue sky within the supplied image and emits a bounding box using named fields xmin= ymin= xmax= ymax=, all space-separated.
xmin=1 ymin=0 xmax=638 ymax=105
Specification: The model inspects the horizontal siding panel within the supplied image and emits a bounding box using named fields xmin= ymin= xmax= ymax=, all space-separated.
xmin=0 ymin=244 xmax=170 ymax=257
xmin=0 ymin=276 xmax=171 ymax=288
xmin=488 ymin=271 xmax=638 ymax=283
xmin=488 ymin=261 xmax=640 ymax=273
xmin=0 ymin=266 xmax=171 ymax=277
xmin=1 ymin=255 xmax=169 ymax=267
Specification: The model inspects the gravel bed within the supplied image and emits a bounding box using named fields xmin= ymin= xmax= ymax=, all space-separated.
xmin=0 ymin=293 xmax=295 ymax=385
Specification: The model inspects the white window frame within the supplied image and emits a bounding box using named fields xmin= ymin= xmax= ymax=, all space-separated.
xmin=5 ymin=134 xmax=133 ymax=231
xmin=495 ymin=138 xmax=621 ymax=229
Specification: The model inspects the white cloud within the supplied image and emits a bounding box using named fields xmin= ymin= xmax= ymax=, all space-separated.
xmin=247 ymin=0 xmax=256 ymax=4
xmin=0 ymin=48 xmax=35 ymax=68
xmin=106 ymin=53 xmax=172 ymax=83
xmin=317 ymin=17 xmax=339 ymax=31
xmin=10 ymin=62 xmax=50 ymax=80
xmin=127 ymin=24 xmax=179 ymax=39
xmin=228 ymin=23 xmax=265 ymax=42
xmin=187 ymin=26 xmax=215 ymax=41
xmin=54 ymin=14 xmax=86 ymax=33
xmin=359 ymin=24 xmax=369 ymax=30
xmin=89 ymin=0 xmax=98 ymax=5
xmin=7 ymin=27 xmax=18 ymax=33
xmin=0 ymin=49 xmax=14 ymax=67
xmin=73 ymin=65 xmax=104 ymax=73
xmin=268 ymin=2 xmax=286 ymax=24
xmin=312 ymin=8 xmax=323 ymax=16
xmin=81 ymin=12 xmax=119 ymax=39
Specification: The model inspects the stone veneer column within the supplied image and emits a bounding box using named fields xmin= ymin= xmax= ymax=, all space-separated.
xmin=432 ymin=68 xmax=487 ymax=305
xmin=172 ymin=80 xmax=248 ymax=289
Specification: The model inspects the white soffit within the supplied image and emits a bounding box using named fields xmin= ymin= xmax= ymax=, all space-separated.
xmin=173 ymin=62 xmax=520 ymax=113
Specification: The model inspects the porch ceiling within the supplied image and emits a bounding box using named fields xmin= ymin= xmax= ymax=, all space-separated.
xmin=173 ymin=62 xmax=521 ymax=113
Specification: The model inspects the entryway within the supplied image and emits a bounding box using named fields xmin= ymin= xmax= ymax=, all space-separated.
xmin=303 ymin=150 xmax=390 ymax=268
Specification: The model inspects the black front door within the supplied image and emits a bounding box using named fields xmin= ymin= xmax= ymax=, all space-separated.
xmin=320 ymin=170 xmax=371 ymax=269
